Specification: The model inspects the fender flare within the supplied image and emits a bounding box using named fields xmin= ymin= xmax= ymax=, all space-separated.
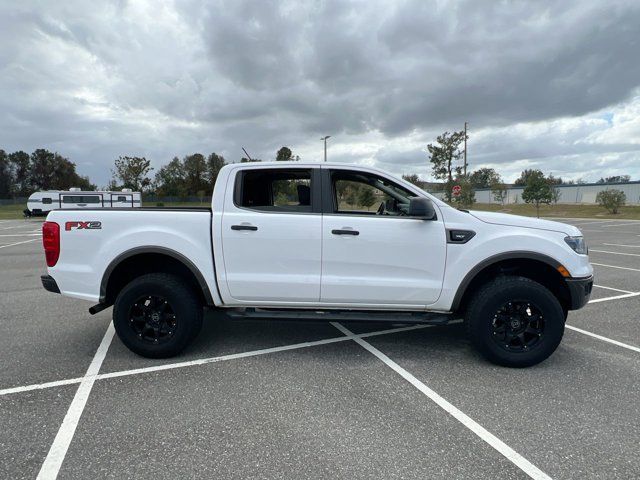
xmin=450 ymin=251 xmax=563 ymax=311
xmin=99 ymin=246 xmax=215 ymax=305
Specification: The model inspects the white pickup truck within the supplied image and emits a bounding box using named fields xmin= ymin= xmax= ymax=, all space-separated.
xmin=41 ymin=162 xmax=593 ymax=367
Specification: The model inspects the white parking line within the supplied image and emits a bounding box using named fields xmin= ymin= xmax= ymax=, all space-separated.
xmin=0 ymin=324 xmax=432 ymax=397
xmin=1 ymin=225 xmax=31 ymax=230
xmin=331 ymin=322 xmax=552 ymax=480
xmin=0 ymin=238 xmax=39 ymax=249
xmin=0 ymin=233 xmax=42 ymax=237
xmin=36 ymin=323 xmax=115 ymax=480
xmin=602 ymin=243 xmax=640 ymax=248
xmin=566 ymin=325 xmax=640 ymax=354
xmin=593 ymin=284 xmax=635 ymax=294
xmin=590 ymin=249 xmax=640 ymax=257
xmin=591 ymin=262 xmax=640 ymax=272
xmin=0 ymin=376 xmax=86 ymax=396
xmin=588 ymin=292 xmax=640 ymax=303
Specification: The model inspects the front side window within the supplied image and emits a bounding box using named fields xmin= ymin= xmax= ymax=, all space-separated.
xmin=331 ymin=170 xmax=417 ymax=216
xmin=237 ymin=169 xmax=313 ymax=212
xmin=42 ymin=198 xmax=52 ymax=205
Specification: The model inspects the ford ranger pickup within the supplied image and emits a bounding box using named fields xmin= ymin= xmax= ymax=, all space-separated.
xmin=40 ymin=162 xmax=593 ymax=367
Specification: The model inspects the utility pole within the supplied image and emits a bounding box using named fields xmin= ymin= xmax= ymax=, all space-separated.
xmin=463 ymin=122 xmax=468 ymax=177
xmin=321 ymin=136 xmax=331 ymax=162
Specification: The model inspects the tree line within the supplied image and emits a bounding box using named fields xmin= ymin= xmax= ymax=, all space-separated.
xmin=0 ymin=145 xmax=299 ymax=199
xmin=110 ymin=146 xmax=299 ymax=198
xmin=395 ymin=129 xmax=633 ymax=216
xmin=0 ymin=148 xmax=94 ymax=198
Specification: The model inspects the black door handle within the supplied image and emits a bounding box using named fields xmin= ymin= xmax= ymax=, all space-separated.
xmin=231 ymin=225 xmax=258 ymax=231
xmin=332 ymin=229 xmax=359 ymax=236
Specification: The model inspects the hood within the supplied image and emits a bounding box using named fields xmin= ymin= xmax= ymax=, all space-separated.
xmin=468 ymin=210 xmax=581 ymax=236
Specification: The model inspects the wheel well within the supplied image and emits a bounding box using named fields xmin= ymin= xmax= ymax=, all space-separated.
xmin=454 ymin=258 xmax=570 ymax=315
xmin=102 ymin=252 xmax=211 ymax=306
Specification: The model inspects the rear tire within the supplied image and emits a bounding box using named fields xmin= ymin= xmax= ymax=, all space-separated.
xmin=113 ymin=273 xmax=203 ymax=358
xmin=465 ymin=276 xmax=565 ymax=368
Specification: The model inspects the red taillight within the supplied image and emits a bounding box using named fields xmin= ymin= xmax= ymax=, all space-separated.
xmin=42 ymin=221 xmax=60 ymax=267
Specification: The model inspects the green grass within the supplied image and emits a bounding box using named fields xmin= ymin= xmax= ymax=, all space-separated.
xmin=468 ymin=203 xmax=640 ymax=220
xmin=0 ymin=203 xmax=28 ymax=219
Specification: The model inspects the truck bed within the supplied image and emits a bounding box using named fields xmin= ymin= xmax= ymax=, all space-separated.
xmin=45 ymin=208 xmax=217 ymax=303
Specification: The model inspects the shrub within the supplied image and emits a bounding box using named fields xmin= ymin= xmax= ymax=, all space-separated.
xmin=453 ymin=180 xmax=476 ymax=208
xmin=596 ymin=189 xmax=626 ymax=214
xmin=521 ymin=170 xmax=553 ymax=217
xmin=491 ymin=181 xmax=507 ymax=205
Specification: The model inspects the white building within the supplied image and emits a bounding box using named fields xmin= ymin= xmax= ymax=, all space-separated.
xmin=431 ymin=181 xmax=640 ymax=205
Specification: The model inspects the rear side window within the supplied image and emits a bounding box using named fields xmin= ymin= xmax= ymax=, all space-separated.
xmin=236 ymin=169 xmax=313 ymax=212
xmin=42 ymin=198 xmax=52 ymax=205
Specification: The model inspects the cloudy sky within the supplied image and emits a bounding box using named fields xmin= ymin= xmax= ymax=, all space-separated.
xmin=1 ymin=0 xmax=639 ymax=186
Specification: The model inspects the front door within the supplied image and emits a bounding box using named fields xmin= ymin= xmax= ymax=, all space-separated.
xmin=220 ymin=167 xmax=322 ymax=303
xmin=320 ymin=168 xmax=446 ymax=307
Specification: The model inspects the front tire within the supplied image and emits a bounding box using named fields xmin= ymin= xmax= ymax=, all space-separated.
xmin=465 ymin=276 xmax=565 ymax=368
xmin=113 ymin=273 xmax=203 ymax=358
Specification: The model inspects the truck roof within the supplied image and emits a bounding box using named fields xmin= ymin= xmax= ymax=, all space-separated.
xmin=230 ymin=161 xmax=352 ymax=168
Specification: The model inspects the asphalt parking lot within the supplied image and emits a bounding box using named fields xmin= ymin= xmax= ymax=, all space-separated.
xmin=1 ymin=217 xmax=639 ymax=479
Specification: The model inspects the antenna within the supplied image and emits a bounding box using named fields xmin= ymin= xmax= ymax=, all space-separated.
xmin=242 ymin=147 xmax=253 ymax=161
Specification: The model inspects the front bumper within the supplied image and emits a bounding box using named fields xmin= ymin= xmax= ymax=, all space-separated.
xmin=41 ymin=275 xmax=60 ymax=294
xmin=565 ymin=275 xmax=593 ymax=310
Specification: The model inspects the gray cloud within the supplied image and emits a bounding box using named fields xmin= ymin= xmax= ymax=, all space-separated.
xmin=0 ymin=0 xmax=639 ymax=186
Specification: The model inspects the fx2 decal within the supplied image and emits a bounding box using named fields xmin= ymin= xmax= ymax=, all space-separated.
xmin=65 ymin=221 xmax=102 ymax=231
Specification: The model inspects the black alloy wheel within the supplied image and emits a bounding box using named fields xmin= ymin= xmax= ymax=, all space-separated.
xmin=490 ymin=301 xmax=544 ymax=352
xmin=128 ymin=295 xmax=178 ymax=344
xmin=465 ymin=276 xmax=565 ymax=368
xmin=113 ymin=273 xmax=203 ymax=358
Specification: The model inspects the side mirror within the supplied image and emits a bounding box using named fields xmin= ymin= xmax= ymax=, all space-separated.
xmin=408 ymin=197 xmax=436 ymax=220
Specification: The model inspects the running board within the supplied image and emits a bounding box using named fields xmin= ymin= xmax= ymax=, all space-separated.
xmin=225 ymin=308 xmax=454 ymax=325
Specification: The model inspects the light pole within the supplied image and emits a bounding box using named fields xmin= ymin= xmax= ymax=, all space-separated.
xmin=321 ymin=136 xmax=331 ymax=162
xmin=463 ymin=122 xmax=468 ymax=177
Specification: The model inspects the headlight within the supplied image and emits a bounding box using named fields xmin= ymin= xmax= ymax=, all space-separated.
xmin=564 ymin=236 xmax=588 ymax=255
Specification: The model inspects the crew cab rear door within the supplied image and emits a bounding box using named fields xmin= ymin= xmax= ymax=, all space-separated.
xmin=320 ymin=168 xmax=446 ymax=307
xmin=219 ymin=166 xmax=322 ymax=303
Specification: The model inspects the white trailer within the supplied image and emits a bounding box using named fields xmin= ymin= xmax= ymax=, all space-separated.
xmin=26 ymin=188 xmax=141 ymax=216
